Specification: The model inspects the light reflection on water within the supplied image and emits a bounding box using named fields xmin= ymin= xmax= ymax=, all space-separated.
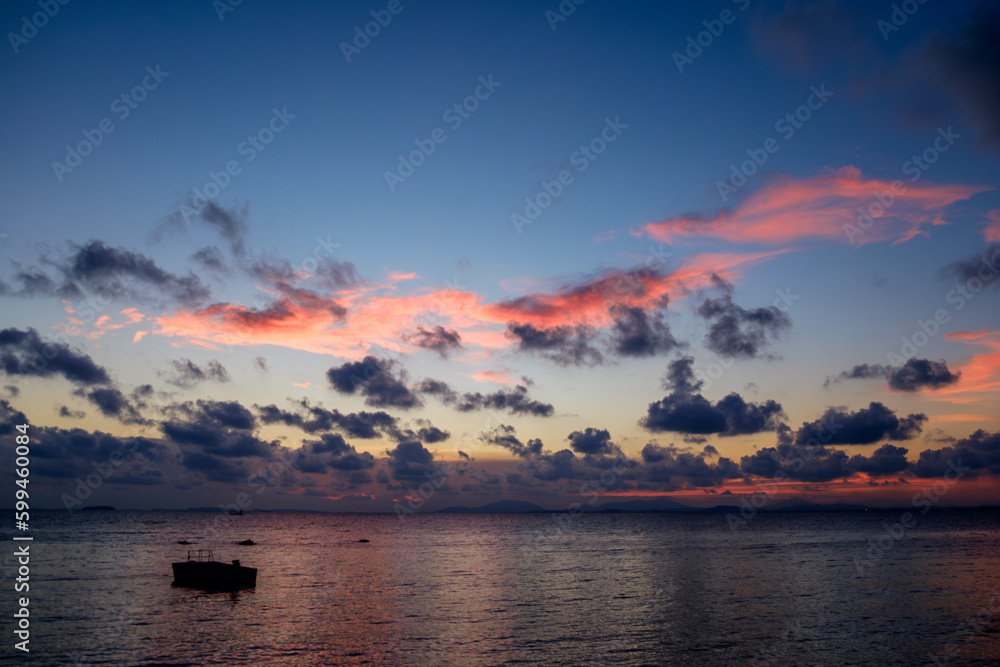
xmin=2 ymin=509 xmax=998 ymax=665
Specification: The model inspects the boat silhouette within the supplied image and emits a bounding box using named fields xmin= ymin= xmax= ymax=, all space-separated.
xmin=171 ymin=549 xmax=257 ymax=590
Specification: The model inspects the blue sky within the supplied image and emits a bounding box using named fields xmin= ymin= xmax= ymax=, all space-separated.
xmin=1 ymin=0 xmax=999 ymax=511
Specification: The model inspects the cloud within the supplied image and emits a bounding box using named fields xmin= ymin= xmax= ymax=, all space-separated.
xmin=567 ymin=428 xmax=616 ymax=455
xmin=479 ymin=424 xmax=544 ymax=458
xmin=58 ymin=405 xmax=85 ymax=419
xmin=635 ymin=166 xmax=989 ymax=246
xmin=191 ymin=246 xmax=229 ymax=273
xmin=825 ymin=358 xmax=961 ymax=392
xmin=0 ymin=241 xmax=212 ymax=307
xmin=902 ymin=4 xmax=1000 ymax=151
xmin=164 ymin=358 xmax=231 ymax=388
xmin=910 ymin=429 xmax=1000 ymax=478
xmin=0 ymin=328 xmax=111 ymax=385
xmin=506 ymin=322 xmax=603 ymax=366
xmin=84 ymin=387 xmax=147 ymax=424
xmin=608 ymin=305 xmax=679 ymax=357
xmin=421 ymin=380 xmax=554 ymax=417
xmin=642 ymin=357 xmax=786 ymax=436
xmin=292 ymin=433 xmax=376 ymax=474
xmin=793 ymin=402 xmax=926 ymax=446
xmin=154 ymin=200 xmax=249 ymax=257
xmin=254 ymin=356 xmax=269 ymax=373
xmin=939 ymin=243 xmax=1000 ymax=290
xmin=848 ymin=444 xmax=911 ymax=476
xmin=402 ymin=325 xmax=463 ymax=357
xmin=641 ymin=443 xmax=739 ymax=487
xmin=386 ymin=441 xmax=439 ymax=482
xmin=749 ymin=1 xmax=878 ymax=76
xmin=153 ymin=250 xmax=780 ymax=360
xmin=327 ymin=356 xmax=422 ymax=409
xmin=697 ymin=295 xmax=791 ymax=359
xmin=0 ymin=400 xmax=28 ymax=435
xmin=256 ymin=399 xmax=398 ymax=439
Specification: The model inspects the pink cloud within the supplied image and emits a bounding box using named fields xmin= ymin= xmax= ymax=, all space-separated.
xmin=635 ymin=166 xmax=990 ymax=246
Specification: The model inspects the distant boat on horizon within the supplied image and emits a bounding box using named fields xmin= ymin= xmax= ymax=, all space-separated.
xmin=172 ymin=550 xmax=257 ymax=590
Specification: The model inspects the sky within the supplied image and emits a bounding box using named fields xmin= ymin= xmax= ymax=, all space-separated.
xmin=1 ymin=0 xmax=998 ymax=512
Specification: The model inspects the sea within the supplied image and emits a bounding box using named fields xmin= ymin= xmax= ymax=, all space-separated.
xmin=1 ymin=508 xmax=998 ymax=666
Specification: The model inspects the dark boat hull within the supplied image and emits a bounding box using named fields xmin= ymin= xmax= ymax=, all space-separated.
xmin=171 ymin=560 xmax=257 ymax=589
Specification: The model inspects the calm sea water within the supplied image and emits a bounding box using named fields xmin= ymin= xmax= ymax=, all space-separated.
xmin=1 ymin=509 xmax=998 ymax=666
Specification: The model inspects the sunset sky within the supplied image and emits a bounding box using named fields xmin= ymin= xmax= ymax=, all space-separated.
xmin=1 ymin=0 xmax=998 ymax=511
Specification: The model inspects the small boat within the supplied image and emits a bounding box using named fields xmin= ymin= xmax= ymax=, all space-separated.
xmin=172 ymin=550 xmax=257 ymax=590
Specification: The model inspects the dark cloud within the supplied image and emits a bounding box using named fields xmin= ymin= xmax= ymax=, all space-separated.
xmin=0 ymin=328 xmax=111 ymax=385
xmin=887 ymin=359 xmax=961 ymax=392
xmin=155 ymin=200 xmax=248 ymax=257
xmin=414 ymin=378 xmax=458 ymax=402
xmin=939 ymin=243 xmax=1000 ymax=289
xmin=506 ymin=322 xmax=603 ymax=366
xmin=59 ymin=405 xmax=85 ymax=419
xmin=23 ymin=241 xmax=212 ymax=307
xmin=567 ymin=428 xmax=615 ymax=455
xmin=749 ymin=1 xmax=878 ymax=76
xmin=848 ymin=445 xmax=911 ymax=476
xmin=909 ymin=429 xmax=1000 ymax=478
xmin=170 ymin=399 xmax=257 ymax=431
xmin=642 ymin=357 xmax=786 ymax=436
xmin=479 ymin=424 xmax=544 ymax=458
xmin=386 ymin=441 xmax=439 ymax=482
xmin=421 ymin=380 xmax=554 ymax=417
xmin=641 ymin=443 xmax=739 ymax=487
xmin=293 ymin=433 xmax=376 ymax=474
xmin=0 ymin=424 xmax=168 ymax=484
xmin=906 ymin=5 xmax=1000 ymax=151
xmin=4 ymin=385 xmax=19 ymax=396
xmin=164 ymin=358 xmax=231 ymax=389
xmin=84 ymin=387 xmax=147 ymax=424
xmin=826 ymin=358 xmax=961 ymax=392
xmin=402 ymin=326 xmax=463 ymax=357
xmin=190 ymin=246 xmax=229 ymax=273
xmin=243 ymin=254 xmax=360 ymax=292
xmin=387 ymin=419 xmax=451 ymax=444
xmin=254 ymin=356 xmax=269 ymax=373
xmin=256 ymin=399 xmax=397 ymax=439
xmin=794 ymin=402 xmax=926 ymax=446
xmin=327 ymin=356 xmax=422 ymax=409
xmin=697 ymin=295 xmax=792 ymax=359
xmin=608 ymin=304 xmax=679 ymax=357
xmin=0 ymin=400 xmax=28 ymax=435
